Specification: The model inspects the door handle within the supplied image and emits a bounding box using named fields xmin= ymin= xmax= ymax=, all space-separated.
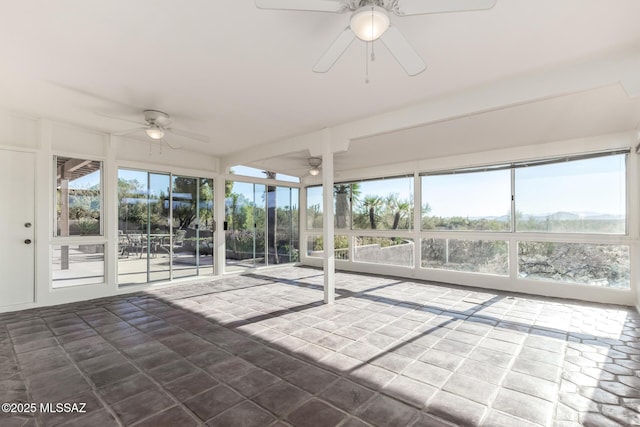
xmin=24 ymin=239 xmax=32 ymax=245
xmin=25 ymin=222 xmax=32 ymax=228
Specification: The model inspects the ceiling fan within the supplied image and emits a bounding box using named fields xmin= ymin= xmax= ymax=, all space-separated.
xmin=256 ymin=0 xmax=497 ymax=76
xmin=113 ymin=110 xmax=210 ymax=149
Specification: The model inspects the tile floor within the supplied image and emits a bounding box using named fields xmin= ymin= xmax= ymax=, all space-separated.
xmin=1 ymin=266 xmax=639 ymax=427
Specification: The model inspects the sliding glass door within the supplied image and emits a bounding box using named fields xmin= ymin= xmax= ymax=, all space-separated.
xmin=225 ymin=180 xmax=299 ymax=271
xmin=117 ymin=169 xmax=214 ymax=286
xmin=225 ymin=182 xmax=265 ymax=269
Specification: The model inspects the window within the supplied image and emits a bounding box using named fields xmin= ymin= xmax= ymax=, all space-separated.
xmin=518 ymin=241 xmax=629 ymax=288
xmin=55 ymin=156 xmax=102 ymax=236
xmin=334 ymin=184 xmax=352 ymax=230
xmin=354 ymin=237 xmax=414 ymax=267
xmin=308 ymin=176 xmax=414 ymax=231
xmin=306 ymin=235 xmax=349 ymax=260
xmin=230 ymin=165 xmax=300 ymax=183
xmin=421 ymin=238 xmax=508 ymax=275
xmin=347 ymin=176 xmax=414 ymax=230
xmin=53 ymin=156 xmax=104 ymax=287
xmin=307 ymin=186 xmax=323 ymax=229
xmin=515 ymin=154 xmax=626 ymax=234
xmin=421 ymin=169 xmax=511 ymax=231
xmin=52 ymin=244 xmax=104 ymax=287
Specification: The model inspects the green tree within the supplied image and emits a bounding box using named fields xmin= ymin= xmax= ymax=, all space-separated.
xmin=385 ymin=192 xmax=411 ymax=230
xmin=362 ymin=195 xmax=383 ymax=229
xmin=334 ymin=183 xmax=361 ymax=229
xmin=172 ymin=177 xmax=198 ymax=229
xmin=118 ymin=178 xmax=146 ymax=231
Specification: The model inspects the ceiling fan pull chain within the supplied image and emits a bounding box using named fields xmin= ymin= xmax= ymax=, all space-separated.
xmin=370 ymin=7 xmax=376 ymax=61
xmin=365 ymin=41 xmax=370 ymax=84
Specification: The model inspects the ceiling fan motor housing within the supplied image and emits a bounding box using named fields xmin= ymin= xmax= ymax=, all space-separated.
xmin=144 ymin=110 xmax=170 ymax=126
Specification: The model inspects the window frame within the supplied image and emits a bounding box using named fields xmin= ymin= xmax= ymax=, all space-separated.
xmin=52 ymin=155 xmax=107 ymax=288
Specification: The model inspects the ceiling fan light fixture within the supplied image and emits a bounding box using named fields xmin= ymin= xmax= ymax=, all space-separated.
xmin=309 ymin=157 xmax=322 ymax=176
xmin=145 ymin=125 xmax=165 ymax=140
xmin=350 ymin=5 xmax=390 ymax=41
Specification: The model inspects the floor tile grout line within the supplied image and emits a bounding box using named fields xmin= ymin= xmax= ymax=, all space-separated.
xmin=114 ymin=297 xmax=353 ymax=426
xmin=102 ymin=303 xmax=228 ymax=426
xmin=4 ymin=321 xmax=40 ymax=426
xmin=3 ymin=266 xmax=639 ymax=427
xmin=39 ymin=315 xmax=123 ymax=427
xmin=47 ymin=306 xmax=205 ymax=427
xmin=481 ymin=302 xmax=548 ymax=427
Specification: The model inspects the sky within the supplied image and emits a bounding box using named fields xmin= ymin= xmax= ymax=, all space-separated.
xmin=306 ymin=155 xmax=626 ymax=218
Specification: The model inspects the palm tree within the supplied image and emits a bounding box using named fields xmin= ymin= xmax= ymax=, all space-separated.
xmin=392 ymin=201 xmax=411 ymax=230
xmin=362 ymin=195 xmax=383 ymax=229
xmin=384 ymin=192 xmax=411 ymax=230
xmin=334 ymin=184 xmax=350 ymax=229
xmin=334 ymin=183 xmax=361 ymax=229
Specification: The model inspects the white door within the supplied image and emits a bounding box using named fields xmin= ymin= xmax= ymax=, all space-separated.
xmin=0 ymin=149 xmax=35 ymax=307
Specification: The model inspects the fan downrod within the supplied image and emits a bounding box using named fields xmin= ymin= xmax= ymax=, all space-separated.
xmin=144 ymin=110 xmax=169 ymax=124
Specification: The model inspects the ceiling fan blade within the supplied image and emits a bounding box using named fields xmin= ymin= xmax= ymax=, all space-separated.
xmin=48 ymin=81 xmax=143 ymax=113
xmin=113 ymin=127 xmax=147 ymax=136
xmin=379 ymin=26 xmax=426 ymax=76
xmin=166 ymin=127 xmax=210 ymax=144
xmin=162 ymin=138 xmax=182 ymax=150
xmin=255 ymin=0 xmax=347 ymax=13
xmin=394 ymin=0 xmax=497 ymax=16
xmin=96 ymin=112 xmax=144 ymax=125
xmin=313 ymin=27 xmax=356 ymax=73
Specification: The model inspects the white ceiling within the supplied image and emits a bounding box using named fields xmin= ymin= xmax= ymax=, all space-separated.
xmin=1 ymin=0 xmax=640 ymax=175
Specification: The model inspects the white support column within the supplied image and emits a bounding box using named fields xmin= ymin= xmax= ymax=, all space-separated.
xmin=322 ymin=129 xmax=335 ymax=304
xmin=105 ymin=135 xmax=118 ymax=291
xmin=299 ymin=184 xmax=307 ymax=263
xmin=413 ymin=170 xmax=421 ymax=271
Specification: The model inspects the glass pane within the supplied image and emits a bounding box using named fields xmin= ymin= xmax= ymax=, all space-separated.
xmin=306 ymin=235 xmax=349 ymax=260
xmin=52 ymin=244 xmax=104 ymax=287
xmin=352 ymin=177 xmax=413 ymax=230
xmin=334 ymin=184 xmax=351 ymax=229
xmin=254 ymin=184 xmax=266 ymax=267
xmin=421 ymin=170 xmax=510 ymax=231
xmin=515 ymin=155 xmax=626 ymax=233
xmin=198 ymin=178 xmax=215 ymax=275
xmin=171 ymin=176 xmax=198 ymax=279
xmin=274 ymin=187 xmax=299 ymax=263
xmin=291 ymin=188 xmax=300 ymax=262
xmin=55 ymin=156 xmax=102 ymax=236
xmin=148 ymin=173 xmax=171 ymax=282
xmin=266 ymin=181 xmax=277 ymax=265
xmin=307 ymin=186 xmax=323 ymax=229
xmin=117 ymin=169 xmax=149 ymax=285
xmin=225 ymin=181 xmax=265 ymax=269
xmin=276 ymin=173 xmax=300 ymax=183
xmin=229 ymin=165 xmax=267 ymax=179
xmin=354 ymin=237 xmax=413 ymax=267
xmin=421 ymin=238 xmax=508 ymax=275
xmin=518 ymin=241 xmax=629 ymax=289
